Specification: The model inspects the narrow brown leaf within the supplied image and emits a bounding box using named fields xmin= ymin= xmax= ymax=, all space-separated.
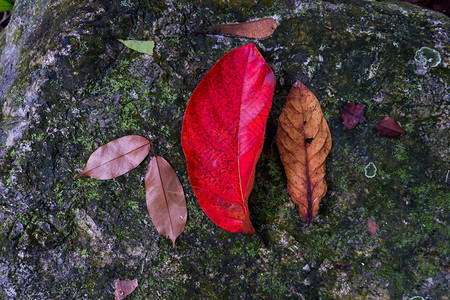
xmin=145 ymin=156 xmax=187 ymax=247
xmin=114 ymin=278 xmax=138 ymax=300
xmin=367 ymin=218 xmax=379 ymax=235
xmin=205 ymin=18 xmax=277 ymax=39
xmin=75 ymin=135 xmax=150 ymax=180
xmin=341 ymin=102 xmax=366 ymax=130
xmin=375 ymin=117 xmax=405 ymax=138
xmin=276 ymin=81 xmax=332 ymax=225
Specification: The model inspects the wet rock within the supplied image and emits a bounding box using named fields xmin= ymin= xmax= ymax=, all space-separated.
xmin=1 ymin=0 xmax=448 ymax=298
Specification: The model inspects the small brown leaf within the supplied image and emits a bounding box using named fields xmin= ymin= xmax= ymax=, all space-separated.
xmin=114 ymin=278 xmax=138 ymax=300
xmin=75 ymin=135 xmax=150 ymax=180
xmin=205 ymin=18 xmax=277 ymax=39
xmin=367 ymin=218 xmax=379 ymax=235
xmin=375 ymin=117 xmax=405 ymax=138
xmin=145 ymin=156 xmax=187 ymax=247
xmin=276 ymin=81 xmax=332 ymax=225
xmin=341 ymin=102 xmax=366 ymax=129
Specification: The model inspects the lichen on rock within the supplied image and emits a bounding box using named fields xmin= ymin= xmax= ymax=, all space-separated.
xmin=415 ymin=47 xmax=442 ymax=69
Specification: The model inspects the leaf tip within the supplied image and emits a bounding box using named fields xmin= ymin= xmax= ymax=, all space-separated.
xmin=293 ymin=80 xmax=301 ymax=88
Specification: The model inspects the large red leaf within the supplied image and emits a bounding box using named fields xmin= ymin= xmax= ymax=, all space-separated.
xmin=181 ymin=43 xmax=276 ymax=234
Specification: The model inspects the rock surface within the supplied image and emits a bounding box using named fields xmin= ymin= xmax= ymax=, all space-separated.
xmin=1 ymin=0 xmax=449 ymax=298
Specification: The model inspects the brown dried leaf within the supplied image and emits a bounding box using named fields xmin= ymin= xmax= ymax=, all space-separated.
xmin=341 ymin=102 xmax=366 ymax=130
xmin=375 ymin=117 xmax=405 ymax=138
xmin=145 ymin=156 xmax=187 ymax=247
xmin=276 ymin=81 xmax=332 ymax=225
xmin=75 ymin=135 xmax=150 ymax=180
xmin=367 ymin=218 xmax=379 ymax=235
xmin=114 ymin=278 xmax=138 ymax=300
xmin=206 ymin=18 xmax=277 ymax=39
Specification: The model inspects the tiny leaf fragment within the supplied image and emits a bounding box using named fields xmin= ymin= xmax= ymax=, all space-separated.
xmin=375 ymin=117 xmax=405 ymax=138
xmin=145 ymin=156 xmax=187 ymax=247
xmin=75 ymin=135 xmax=150 ymax=180
xmin=114 ymin=278 xmax=138 ymax=300
xmin=341 ymin=102 xmax=366 ymax=129
xmin=367 ymin=218 xmax=379 ymax=235
xmin=205 ymin=18 xmax=277 ymax=39
xmin=118 ymin=39 xmax=155 ymax=55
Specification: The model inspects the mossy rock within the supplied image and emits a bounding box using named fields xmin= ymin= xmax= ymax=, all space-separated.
xmin=1 ymin=0 xmax=448 ymax=298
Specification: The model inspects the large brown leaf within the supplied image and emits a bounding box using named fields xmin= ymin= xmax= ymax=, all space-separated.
xmin=276 ymin=81 xmax=332 ymax=225
xmin=145 ymin=156 xmax=187 ymax=247
xmin=205 ymin=18 xmax=277 ymax=39
xmin=75 ymin=135 xmax=150 ymax=180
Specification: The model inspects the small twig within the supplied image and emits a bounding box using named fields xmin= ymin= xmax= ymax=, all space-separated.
xmin=190 ymin=31 xmax=207 ymax=35
xmin=133 ymin=103 xmax=156 ymax=157
xmin=0 ymin=12 xmax=10 ymax=25
xmin=255 ymin=229 xmax=267 ymax=248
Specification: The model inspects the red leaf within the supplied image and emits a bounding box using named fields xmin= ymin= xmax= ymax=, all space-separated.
xmin=341 ymin=102 xmax=366 ymax=130
xmin=366 ymin=218 xmax=379 ymax=235
xmin=181 ymin=43 xmax=276 ymax=234
xmin=399 ymin=0 xmax=449 ymax=16
xmin=375 ymin=117 xmax=405 ymax=138
xmin=75 ymin=135 xmax=150 ymax=180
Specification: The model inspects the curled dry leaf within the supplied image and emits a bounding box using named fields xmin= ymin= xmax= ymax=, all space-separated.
xmin=206 ymin=18 xmax=277 ymax=39
xmin=276 ymin=81 xmax=332 ymax=225
xmin=75 ymin=135 xmax=150 ymax=180
xmin=114 ymin=278 xmax=138 ymax=300
xmin=182 ymin=43 xmax=275 ymax=234
xmin=367 ymin=218 xmax=379 ymax=235
xmin=145 ymin=156 xmax=187 ymax=247
xmin=375 ymin=117 xmax=405 ymax=138
xmin=341 ymin=102 xmax=366 ymax=130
